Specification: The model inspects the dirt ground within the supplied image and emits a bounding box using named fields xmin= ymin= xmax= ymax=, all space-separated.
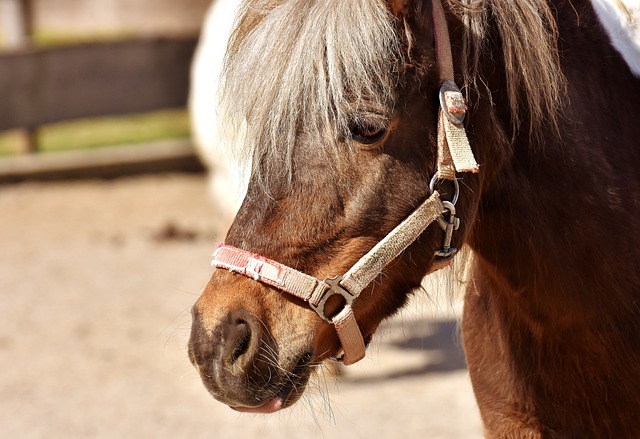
xmin=0 ymin=172 xmax=482 ymax=438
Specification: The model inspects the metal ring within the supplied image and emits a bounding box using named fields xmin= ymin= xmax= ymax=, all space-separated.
xmin=429 ymin=173 xmax=460 ymax=206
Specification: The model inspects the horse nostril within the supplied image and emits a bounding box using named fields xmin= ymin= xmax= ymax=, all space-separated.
xmin=231 ymin=320 xmax=252 ymax=364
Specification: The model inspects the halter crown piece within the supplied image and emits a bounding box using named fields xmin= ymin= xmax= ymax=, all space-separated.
xmin=211 ymin=0 xmax=478 ymax=365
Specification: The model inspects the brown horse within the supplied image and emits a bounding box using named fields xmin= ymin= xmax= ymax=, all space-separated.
xmin=188 ymin=0 xmax=640 ymax=436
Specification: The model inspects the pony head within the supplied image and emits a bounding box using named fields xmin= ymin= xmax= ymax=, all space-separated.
xmin=189 ymin=0 xmax=562 ymax=412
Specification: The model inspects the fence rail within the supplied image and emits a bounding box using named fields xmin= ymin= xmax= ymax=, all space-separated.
xmin=0 ymin=36 xmax=198 ymax=131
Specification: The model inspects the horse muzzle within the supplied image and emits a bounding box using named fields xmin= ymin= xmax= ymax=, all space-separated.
xmin=188 ymin=274 xmax=318 ymax=412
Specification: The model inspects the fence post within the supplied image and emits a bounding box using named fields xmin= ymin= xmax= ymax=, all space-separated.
xmin=1 ymin=0 xmax=38 ymax=153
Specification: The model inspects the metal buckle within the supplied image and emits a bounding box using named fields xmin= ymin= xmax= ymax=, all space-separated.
xmin=429 ymin=173 xmax=459 ymax=205
xmin=439 ymin=80 xmax=467 ymax=125
xmin=430 ymin=174 xmax=461 ymax=258
xmin=311 ymin=276 xmax=356 ymax=323
xmin=435 ymin=201 xmax=460 ymax=257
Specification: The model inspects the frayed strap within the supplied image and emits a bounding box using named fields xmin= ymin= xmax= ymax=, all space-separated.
xmin=212 ymin=244 xmax=366 ymax=363
xmin=212 ymin=245 xmax=329 ymax=306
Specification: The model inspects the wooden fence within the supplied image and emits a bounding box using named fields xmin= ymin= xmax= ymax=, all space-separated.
xmin=0 ymin=37 xmax=198 ymax=131
xmin=0 ymin=0 xmax=206 ymax=181
xmin=0 ymin=36 xmax=203 ymax=181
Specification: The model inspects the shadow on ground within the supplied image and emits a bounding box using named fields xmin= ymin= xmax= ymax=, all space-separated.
xmin=346 ymin=319 xmax=468 ymax=383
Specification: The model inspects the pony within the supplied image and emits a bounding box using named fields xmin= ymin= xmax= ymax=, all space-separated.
xmin=188 ymin=0 xmax=640 ymax=436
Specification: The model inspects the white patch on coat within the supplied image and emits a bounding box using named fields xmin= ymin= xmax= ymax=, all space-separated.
xmin=591 ymin=0 xmax=640 ymax=76
xmin=189 ymin=0 xmax=247 ymax=223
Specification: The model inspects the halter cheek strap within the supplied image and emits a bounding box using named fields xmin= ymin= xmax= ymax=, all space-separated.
xmin=211 ymin=0 xmax=479 ymax=365
xmin=432 ymin=0 xmax=479 ymax=178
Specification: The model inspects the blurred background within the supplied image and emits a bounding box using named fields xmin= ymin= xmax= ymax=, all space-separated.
xmin=0 ymin=0 xmax=481 ymax=437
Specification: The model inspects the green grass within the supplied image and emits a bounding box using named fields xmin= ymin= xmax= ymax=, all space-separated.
xmin=0 ymin=28 xmax=136 ymax=48
xmin=32 ymin=29 xmax=137 ymax=47
xmin=0 ymin=109 xmax=191 ymax=156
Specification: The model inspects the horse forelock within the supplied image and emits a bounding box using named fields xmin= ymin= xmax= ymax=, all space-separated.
xmin=221 ymin=0 xmax=402 ymax=186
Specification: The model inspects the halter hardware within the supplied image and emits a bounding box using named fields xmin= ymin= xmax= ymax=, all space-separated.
xmin=430 ymin=174 xmax=461 ymax=258
xmin=310 ymin=276 xmax=355 ymax=323
xmin=435 ymin=201 xmax=460 ymax=257
xmin=439 ymin=80 xmax=467 ymax=125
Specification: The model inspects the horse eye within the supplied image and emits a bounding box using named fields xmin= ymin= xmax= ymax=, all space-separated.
xmin=349 ymin=123 xmax=387 ymax=145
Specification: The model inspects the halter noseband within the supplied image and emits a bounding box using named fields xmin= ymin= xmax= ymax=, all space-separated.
xmin=211 ymin=0 xmax=479 ymax=365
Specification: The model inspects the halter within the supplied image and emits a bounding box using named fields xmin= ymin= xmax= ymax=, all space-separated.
xmin=211 ymin=0 xmax=478 ymax=365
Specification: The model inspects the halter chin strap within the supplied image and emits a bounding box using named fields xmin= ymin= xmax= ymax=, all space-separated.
xmin=211 ymin=0 xmax=478 ymax=365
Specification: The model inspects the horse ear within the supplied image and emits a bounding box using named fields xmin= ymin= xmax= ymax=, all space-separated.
xmin=387 ymin=0 xmax=409 ymax=17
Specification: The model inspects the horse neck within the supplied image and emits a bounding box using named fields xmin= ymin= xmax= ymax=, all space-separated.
xmin=462 ymin=0 xmax=640 ymax=327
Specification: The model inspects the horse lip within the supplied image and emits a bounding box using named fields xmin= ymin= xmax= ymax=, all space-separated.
xmin=277 ymin=365 xmax=312 ymax=409
xmin=230 ymin=353 xmax=313 ymax=413
xmin=230 ymin=397 xmax=283 ymax=414
xmin=229 ymin=373 xmax=310 ymax=413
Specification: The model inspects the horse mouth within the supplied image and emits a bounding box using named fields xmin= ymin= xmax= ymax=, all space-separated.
xmin=231 ymin=352 xmax=313 ymax=414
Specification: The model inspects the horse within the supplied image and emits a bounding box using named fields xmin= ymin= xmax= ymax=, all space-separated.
xmin=188 ymin=0 xmax=640 ymax=436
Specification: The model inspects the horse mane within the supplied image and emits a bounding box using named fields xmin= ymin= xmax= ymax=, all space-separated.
xmin=220 ymin=0 xmax=567 ymax=183
xmin=221 ymin=0 xmax=402 ymax=185
xmin=449 ymin=0 xmax=566 ymax=137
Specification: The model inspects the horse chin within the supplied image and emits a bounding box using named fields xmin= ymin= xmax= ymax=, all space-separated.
xmin=227 ymin=354 xmax=313 ymax=413
xmin=230 ymin=369 xmax=312 ymax=413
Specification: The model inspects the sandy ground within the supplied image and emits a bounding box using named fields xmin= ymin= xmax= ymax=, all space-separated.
xmin=0 ymin=172 xmax=482 ymax=438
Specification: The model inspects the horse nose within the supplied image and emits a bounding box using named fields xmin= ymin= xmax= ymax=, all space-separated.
xmin=223 ymin=313 xmax=256 ymax=370
xmin=189 ymin=308 xmax=260 ymax=375
xmin=189 ymin=304 xmax=283 ymax=408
